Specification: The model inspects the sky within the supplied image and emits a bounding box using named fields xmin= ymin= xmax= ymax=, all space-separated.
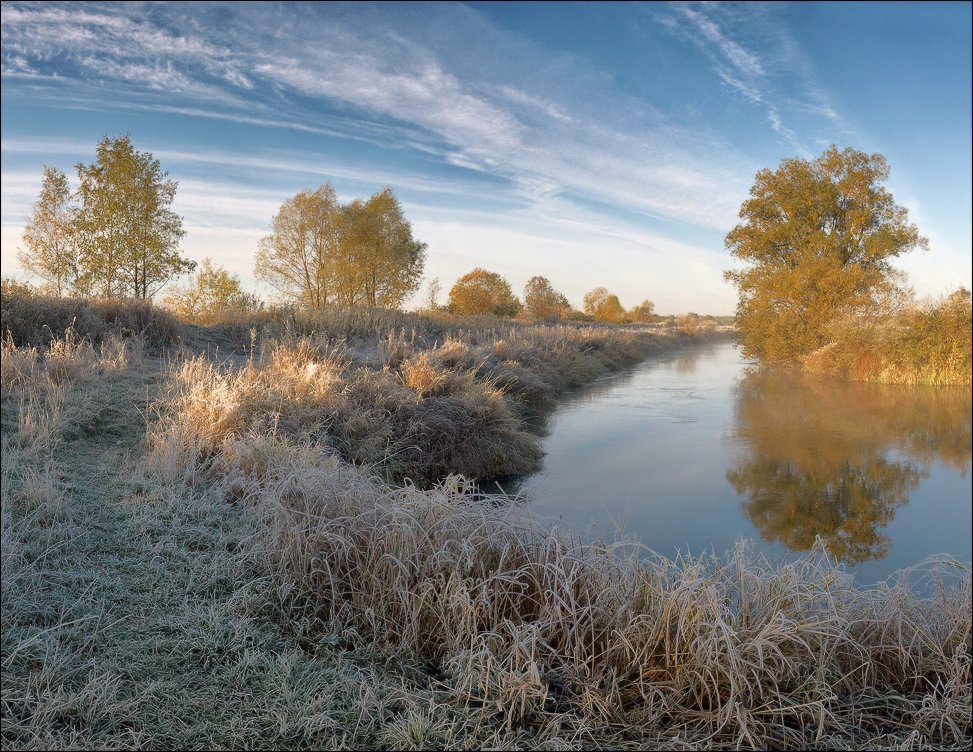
xmin=1 ymin=1 xmax=970 ymax=315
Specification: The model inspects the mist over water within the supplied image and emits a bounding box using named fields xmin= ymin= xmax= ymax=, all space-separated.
xmin=517 ymin=341 xmax=972 ymax=583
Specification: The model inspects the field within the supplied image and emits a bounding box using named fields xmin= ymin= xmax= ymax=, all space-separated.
xmin=1 ymin=293 xmax=969 ymax=750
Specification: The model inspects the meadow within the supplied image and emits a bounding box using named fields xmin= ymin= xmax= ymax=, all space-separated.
xmin=1 ymin=290 xmax=969 ymax=750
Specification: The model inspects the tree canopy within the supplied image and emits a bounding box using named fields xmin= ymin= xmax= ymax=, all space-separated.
xmin=629 ymin=299 xmax=656 ymax=323
xmin=523 ymin=276 xmax=570 ymax=320
xmin=725 ymin=145 xmax=927 ymax=363
xmin=447 ymin=268 xmax=520 ymax=317
xmin=18 ymin=136 xmax=193 ymax=299
xmin=583 ymin=286 xmax=625 ymax=323
xmin=75 ymin=135 xmax=192 ymax=298
xmin=255 ymin=183 xmax=425 ymax=309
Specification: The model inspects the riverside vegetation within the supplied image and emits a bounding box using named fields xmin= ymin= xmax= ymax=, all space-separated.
xmin=726 ymin=145 xmax=972 ymax=386
xmin=1 ymin=286 xmax=969 ymax=751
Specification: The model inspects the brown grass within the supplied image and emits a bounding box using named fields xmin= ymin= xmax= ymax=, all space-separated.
xmin=7 ymin=298 xmax=966 ymax=749
xmin=1 ymin=286 xmax=181 ymax=350
xmin=804 ymin=291 xmax=972 ymax=386
xmin=144 ymin=425 xmax=972 ymax=749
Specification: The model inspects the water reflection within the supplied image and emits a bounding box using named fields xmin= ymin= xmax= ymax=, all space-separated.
xmin=729 ymin=369 xmax=972 ymax=565
xmin=675 ymin=354 xmax=699 ymax=374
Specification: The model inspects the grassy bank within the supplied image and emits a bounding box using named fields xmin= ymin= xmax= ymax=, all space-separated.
xmin=803 ymin=291 xmax=973 ymax=386
xmin=2 ymin=296 xmax=969 ymax=749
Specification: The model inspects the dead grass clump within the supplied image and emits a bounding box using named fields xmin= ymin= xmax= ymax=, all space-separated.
xmin=1 ymin=288 xmax=181 ymax=350
xmin=45 ymin=328 xmax=99 ymax=385
xmin=399 ymin=352 xmax=449 ymax=396
xmin=804 ymin=291 xmax=972 ymax=386
xmin=149 ymin=339 xmax=542 ymax=487
xmin=378 ymin=328 xmax=417 ymax=368
xmin=433 ymin=336 xmax=478 ymax=370
xmin=195 ymin=436 xmax=971 ymax=749
xmin=0 ymin=335 xmax=38 ymax=390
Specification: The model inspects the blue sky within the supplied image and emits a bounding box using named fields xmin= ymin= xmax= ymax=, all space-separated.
xmin=1 ymin=1 xmax=970 ymax=314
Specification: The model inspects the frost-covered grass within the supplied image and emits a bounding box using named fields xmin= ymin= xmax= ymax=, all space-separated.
xmin=3 ymin=304 xmax=967 ymax=749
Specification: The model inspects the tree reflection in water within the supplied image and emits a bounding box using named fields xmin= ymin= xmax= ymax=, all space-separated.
xmin=728 ymin=368 xmax=971 ymax=564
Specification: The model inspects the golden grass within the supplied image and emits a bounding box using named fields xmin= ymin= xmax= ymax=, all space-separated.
xmin=145 ymin=426 xmax=972 ymax=749
xmin=147 ymin=336 xmax=543 ymax=487
xmin=804 ymin=291 xmax=972 ymax=386
xmin=6 ymin=301 xmax=967 ymax=749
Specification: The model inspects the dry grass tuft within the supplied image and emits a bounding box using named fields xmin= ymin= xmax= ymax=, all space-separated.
xmin=148 ymin=337 xmax=543 ymax=487
xmin=144 ymin=429 xmax=972 ymax=749
xmin=804 ymin=291 xmax=972 ymax=386
xmin=1 ymin=287 xmax=181 ymax=350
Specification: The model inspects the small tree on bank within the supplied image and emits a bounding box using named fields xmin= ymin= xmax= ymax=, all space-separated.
xmin=448 ymin=268 xmax=520 ymax=317
xmin=18 ymin=166 xmax=80 ymax=296
xmin=629 ymin=299 xmax=656 ymax=323
xmin=163 ymin=259 xmax=260 ymax=323
xmin=523 ymin=275 xmax=570 ymax=320
xmin=725 ymin=145 xmax=927 ymax=363
xmin=583 ymin=286 xmax=625 ymax=323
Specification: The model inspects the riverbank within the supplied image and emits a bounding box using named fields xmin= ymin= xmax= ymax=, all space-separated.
xmin=2 ymin=300 xmax=969 ymax=750
xmin=802 ymin=291 xmax=972 ymax=386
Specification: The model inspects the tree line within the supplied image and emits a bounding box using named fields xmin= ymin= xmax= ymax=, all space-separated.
xmin=441 ymin=268 xmax=656 ymax=323
xmin=23 ymin=135 xmax=944 ymax=347
xmin=17 ymin=135 xmax=658 ymax=324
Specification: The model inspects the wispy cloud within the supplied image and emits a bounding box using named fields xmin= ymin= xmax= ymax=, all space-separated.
xmin=655 ymin=3 xmax=845 ymax=155
xmin=1 ymin=1 xmax=756 ymax=230
xmin=680 ymin=6 xmax=765 ymax=78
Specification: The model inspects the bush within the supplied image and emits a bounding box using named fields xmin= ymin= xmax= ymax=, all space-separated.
xmin=804 ymin=289 xmax=972 ymax=386
xmin=1 ymin=288 xmax=181 ymax=351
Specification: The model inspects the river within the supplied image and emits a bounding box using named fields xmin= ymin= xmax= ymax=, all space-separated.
xmin=515 ymin=340 xmax=972 ymax=583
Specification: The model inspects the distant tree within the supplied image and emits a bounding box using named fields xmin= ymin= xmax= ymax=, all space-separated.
xmin=1 ymin=277 xmax=36 ymax=300
xmin=523 ymin=276 xmax=570 ymax=320
xmin=583 ymin=286 xmax=625 ymax=323
xmin=423 ymin=276 xmax=442 ymax=311
xmin=163 ymin=258 xmax=260 ymax=323
xmin=448 ymin=268 xmax=521 ymax=317
xmin=18 ymin=166 xmax=80 ymax=296
xmin=675 ymin=312 xmax=705 ymax=336
xmin=340 ymin=187 xmax=426 ymax=308
xmin=74 ymin=135 xmax=192 ymax=298
xmin=629 ymin=299 xmax=656 ymax=323
xmin=256 ymin=183 xmax=425 ymax=309
xmin=255 ymin=184 xmax=343 ymax=309
xmin=725 ymin=145 xmax=927 ymax=363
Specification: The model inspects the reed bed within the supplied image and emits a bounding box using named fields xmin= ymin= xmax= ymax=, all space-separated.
xmin=803 ymin=291 xmax=972 ymax=386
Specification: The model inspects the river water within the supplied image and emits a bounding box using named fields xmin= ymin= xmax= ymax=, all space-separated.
xmin=515 ymin=340 xmax=972 ymax=583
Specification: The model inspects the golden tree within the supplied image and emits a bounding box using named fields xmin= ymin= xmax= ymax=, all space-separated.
xmin=523 ymin=275 xmax=570 ymax=320
xmin=447 ymin=268 xmax=520 ymax=317
xmin=256 ymin=183 xmax=425 ymax=309
xmin=725 ymin=146 xmax=927 ymax=363
xmin=583 ymin=286 xmax=625 ymax=323
xmin=18 ymin=166 xmax=79 ymax=296
xmin=255 ymin=184 xmax=343 ymax=309
xmin=629 ymin=299 xmax=656 ymax=323
xmin=74 ymin=135 xmax=192 ymax=298
xmin=163 ymin=259 xmax=260 ymax=323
